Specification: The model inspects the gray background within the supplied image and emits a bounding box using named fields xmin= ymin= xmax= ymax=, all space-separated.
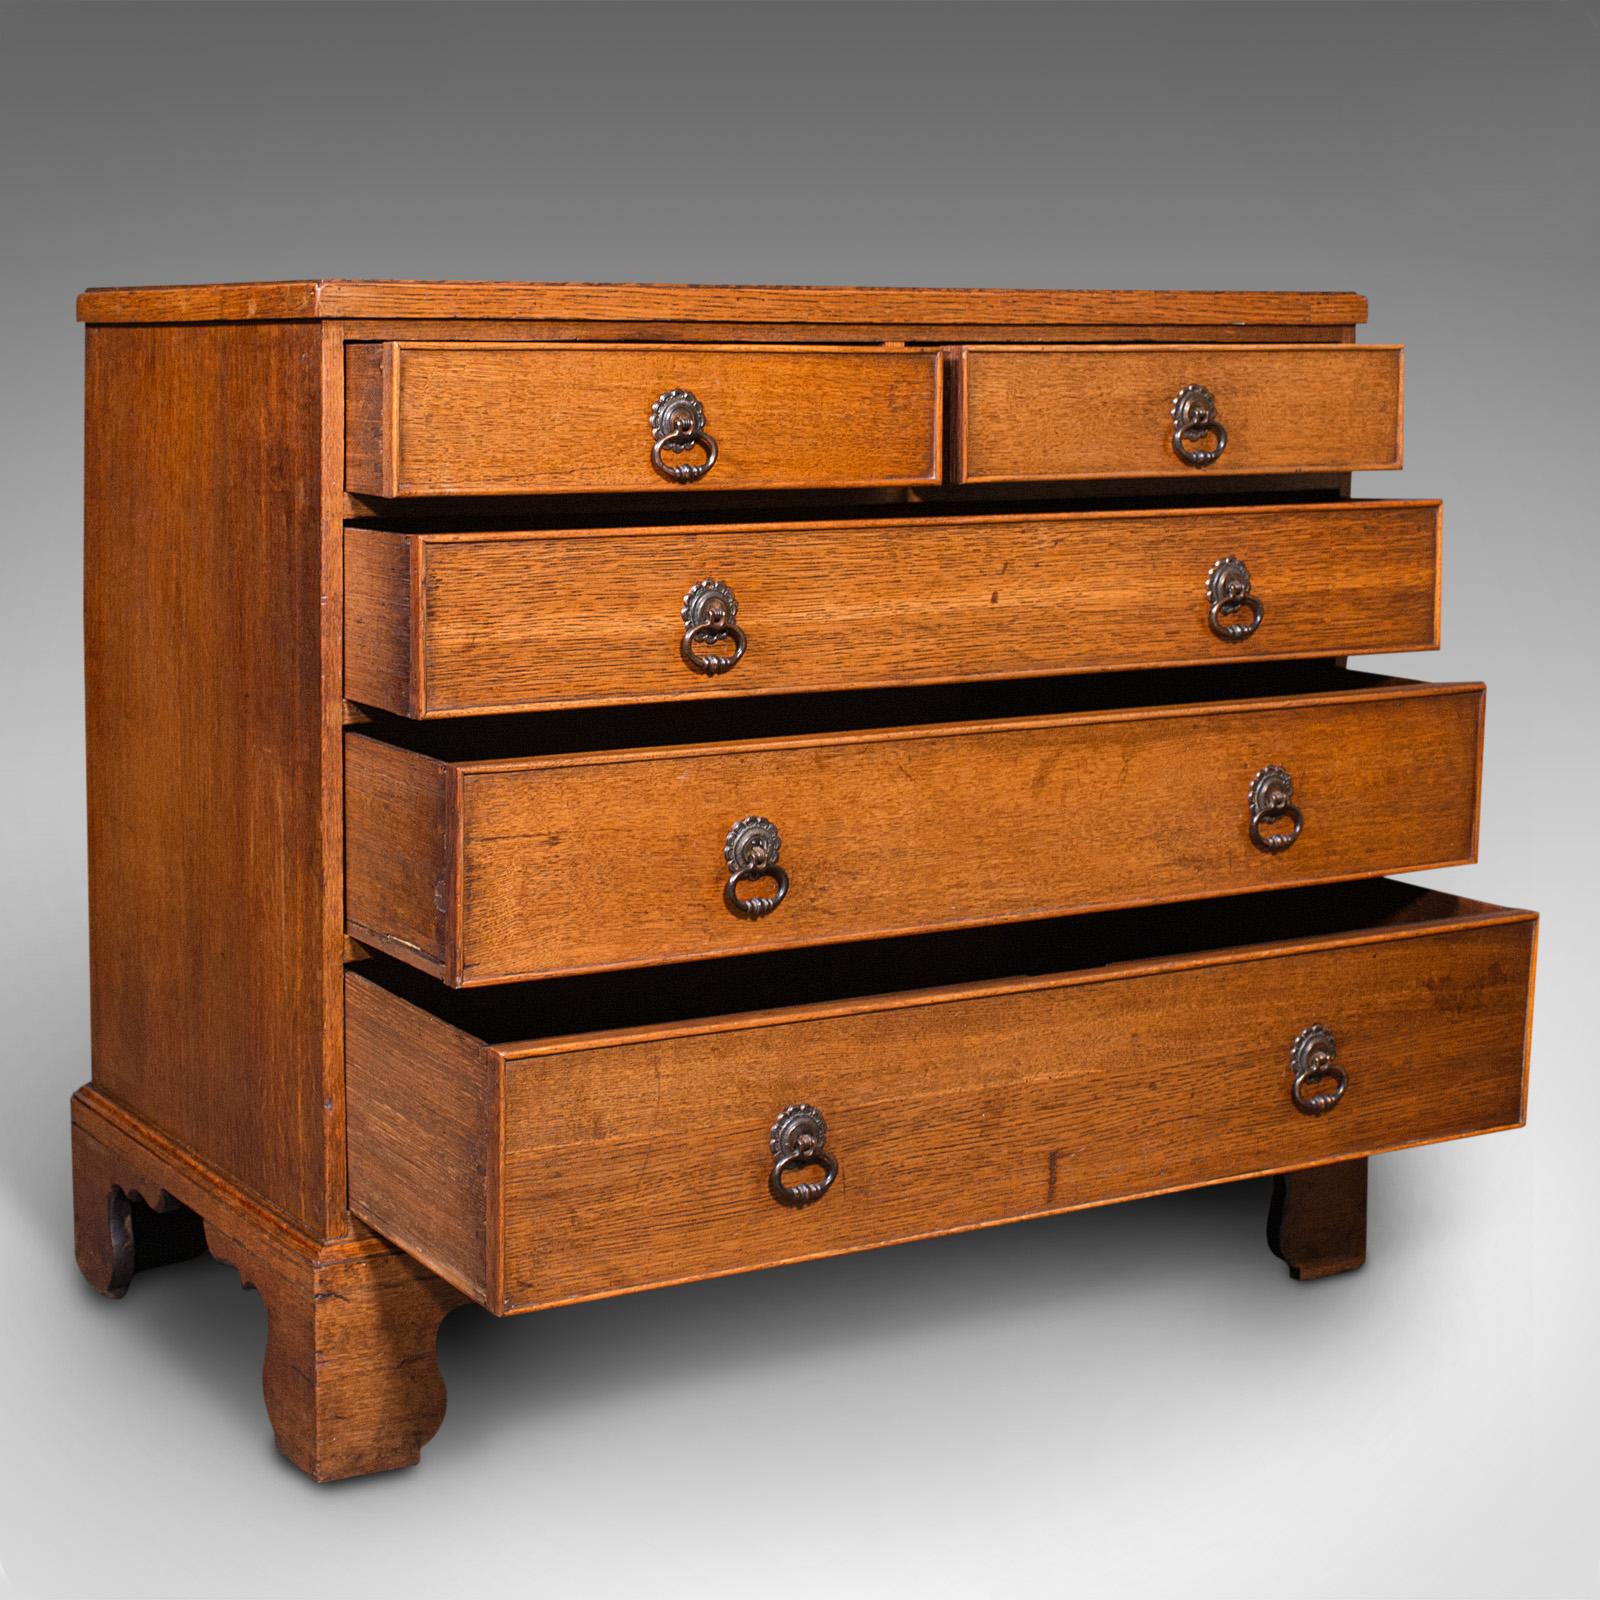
xmin=2 ymin=3 xmax=1595 ymax=1596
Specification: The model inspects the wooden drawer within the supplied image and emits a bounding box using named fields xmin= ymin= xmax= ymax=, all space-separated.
xmin=345 ymin=499 xmax=1441 ymax=717
xmin=345 ymin=882 xmax=1536 ymax=1312
xmin=954 ymin=344 xmax=1402 ymax=482
xmin=345 ymin=342 xmax=941 ymax=496
xmin=345 ymin=666 xmax=1483 ymax=985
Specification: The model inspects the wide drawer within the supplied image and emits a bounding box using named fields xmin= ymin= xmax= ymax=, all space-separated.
xmin=345 ymin=882 xmax=1536 ymax=1312
xmin=345 ymin=342 xmax=942 ymax=496
xmin=344 ymin=499 xmax=1442 ymax=717
xmin=345 ymin=666 xmax=1484 ymax=985
xmin=954 ymin=344 xmax=1402 ymax=482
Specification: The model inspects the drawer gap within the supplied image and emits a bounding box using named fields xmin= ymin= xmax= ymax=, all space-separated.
xmin=343 ymin=482 xmax=1357 ymax=533
xmin=350 ymin=660 xmax=1395 ymax=762
xmin=348 ymin=880 xmax=1504 ymax=1051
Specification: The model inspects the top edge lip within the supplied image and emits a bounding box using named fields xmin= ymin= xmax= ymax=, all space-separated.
xmin=75 ymin=280 xmax=1370 ymax=326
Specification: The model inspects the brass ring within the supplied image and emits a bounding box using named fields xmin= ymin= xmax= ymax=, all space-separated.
xmin=681 ymin=618 xmax=747 ymax=675
xmin=1292 ymin=1062 xmax=1348 ymax=1114
xmin=1210 ymin=592 xmax=1264 ymax=640
xmin=768 ymin=1146 xmax=838 ymax=1207
xmin=1173 ymin=420 xmax=1227 ymax=467
xmin=724 ymin=864 xmax=789 ymax=919
xmin=651 ymin=428 xmax=718 ymax=484
xmin=1250 ymin=804 xmax=1303 ymax=853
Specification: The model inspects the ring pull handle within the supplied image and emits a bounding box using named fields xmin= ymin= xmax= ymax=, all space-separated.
xmin=680 ymin=579 xmax=748 ymax=676
xmin=1207 ymin=556 xmax=1264 ymax=641
xmin=1249 ymin=764 xmax=1303 ymax=853
xmin=1171 ymin=383 xmax=1228 ymax=468
xmin=768 ymin=1104 xmax=838 ymax=1207
xmin=1290 ymin=1025 xmax=1347 ymax=1115
xmin=650 ymin=388 xmax=718 ymax=484
xmin=724 ymin=816 xmax=789 ymax=920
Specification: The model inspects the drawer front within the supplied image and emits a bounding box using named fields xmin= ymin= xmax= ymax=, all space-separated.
xmin=345 ymin=342 xmax=942 ymax=496
xmin=345 ymin=500 xmax=1441 ymax=717
xmin=955 ymin=344 xmax=1402 ymax=482
xmin=345 ymin=679 xmax=1483 ymax=984
xmin=345 ymin=894 xmax=1536 ymax=1312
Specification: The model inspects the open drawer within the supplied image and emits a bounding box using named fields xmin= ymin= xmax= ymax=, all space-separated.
xmin=345 ymin=665 xmax=1484 ymax=985
xmin=345 ymin=881 xmax=1537 ymax=1313
xmin=344 ymin=500 xmax=1442 ymax=717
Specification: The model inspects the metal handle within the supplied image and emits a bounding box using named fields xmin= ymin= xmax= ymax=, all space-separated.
xmin=724 ymin=816 xmax=789 ymax=920
xmin=680 ymin=579 xmax=747 ymax=676
xmin=1171 ymin=383 xmax=1227 ymax=467
xmin=651 ymin=388 xmax=718 ymax=484
xmin=1290 ymin=1025 xmax=1347 ymax=1115
xmin=768 ymin=1104 xmax=837 ymax=1207
xmin=1207 ymin=555 xmax=1264 ymax=641
xmin=1249 ymin=764 xmax=1303 ymax=853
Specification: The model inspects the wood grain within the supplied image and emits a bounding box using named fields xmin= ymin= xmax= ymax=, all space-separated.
xmin=345 ymin=975 xmax=494 ymax=1300
xmin=71 ymin=277 xmax=1544 ymax=1482
xmin=72 ymin=1089 xmax=466 ymax=1480
xmin=344 ymin=500 xmax=1442 ymax=717
xmin=84 ymin=322 xmax=344 ymax=1233
xmin=1267 ymin=1158 xmax=1368 ymax=1280
xmin=345 ymin=342 xmax=942 ymax=496
xmin=956 ymin=344 xmax=1403 ymax=481
xmin=341 ymin=319 xmax=1358 ymax=347
xmin=342 ymin=893 xmax=1535 ymax=1312
xmin=344 ymin=676 xmax=1485 ymax=984
xmin=77 ymin=280 xmax=1370 ymax=327
xmin=344 ymin=736 xmax=454 ymax=977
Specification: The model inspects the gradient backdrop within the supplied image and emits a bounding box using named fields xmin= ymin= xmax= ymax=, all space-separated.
xmin=2 ymin=4 xmax=1595 ymax=1597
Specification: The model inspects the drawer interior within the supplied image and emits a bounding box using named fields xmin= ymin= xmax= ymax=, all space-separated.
xmin=350 ymin=660 xmax=1404 ymax=763
xmin=351 ymin=880 xmax=1503 ymax=1050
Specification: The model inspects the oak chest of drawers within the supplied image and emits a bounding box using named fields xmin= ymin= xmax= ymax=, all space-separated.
xmin=71 ymin=281 xmax=1536 ymax=1481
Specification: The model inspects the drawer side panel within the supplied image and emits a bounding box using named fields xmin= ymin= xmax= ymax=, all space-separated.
xmin=344 ymin=527 xmax=418 ymax=715
xmin=346 ymin=971 xmax=495 ymax=1301
xmin=345 ymin=739 xmax=454 ymax=978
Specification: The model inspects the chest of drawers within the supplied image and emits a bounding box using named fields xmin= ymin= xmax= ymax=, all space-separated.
xmin=70 ymin=281 xmax=1536 ymax=1481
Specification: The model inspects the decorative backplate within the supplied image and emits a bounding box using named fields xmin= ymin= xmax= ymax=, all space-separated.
xmin=724 ymin=815 xmax=781 ymax=873
xmin=769 ymin=1103 xmax=828 ymax=1163
xmin=651 ymin=388 xmax=706 ymax=443
xmin=681 ymin=578 xmax=740 ymax=631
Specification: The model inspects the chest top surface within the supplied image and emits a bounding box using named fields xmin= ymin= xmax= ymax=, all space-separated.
xmin=75 ymin=279 xmax=1368 ymax=328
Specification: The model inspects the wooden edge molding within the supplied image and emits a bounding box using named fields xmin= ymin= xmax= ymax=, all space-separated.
xmin=71 ymin=1087 xmax=468 ymax=1481
xmin=77 ymin=281 xmax=1370 ymax=328
xmin=71 ymin=1086 xmax=369 ymax=1263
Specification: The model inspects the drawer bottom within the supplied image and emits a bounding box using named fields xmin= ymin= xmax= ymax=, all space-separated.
xmin=346 ymin=881 xmax=1535 ymax=1314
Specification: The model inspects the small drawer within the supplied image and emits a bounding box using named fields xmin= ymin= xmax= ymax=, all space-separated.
xmin=344 ymin=500 xmax=1441 ymax=717
xmin=345 ymin=342 xmax=942 ymax=497
xmin=954 ymin=344 xmax=1402 ymax=482
xmin=345 ymin=882 xmax=1536 ymax=1312
xmin=344 ymin=665 xmax=1483 ymax=985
